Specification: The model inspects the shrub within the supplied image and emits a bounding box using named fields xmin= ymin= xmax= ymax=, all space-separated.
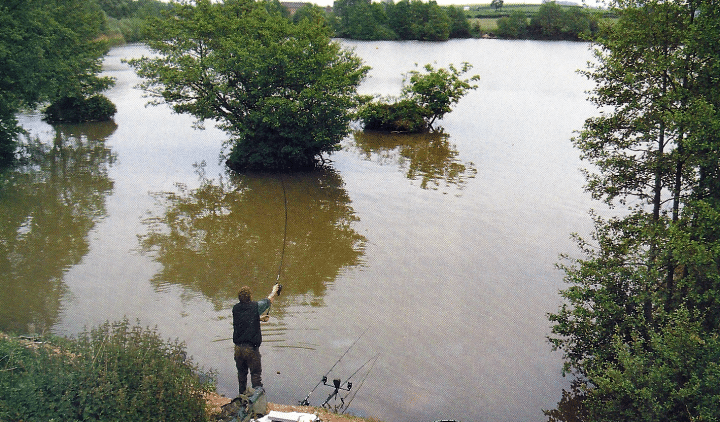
xmin=44 ymin=95 xmax=117 ymax=123
xmin=357 ymin=99 xmax=427 ymax=132
xmin=357 ymin=63 xmax=479 ymax=133
xmin=497 ymin=10 xmax=529 ymax=38
xmin=0 ymin=320 xmax=213 ymax=421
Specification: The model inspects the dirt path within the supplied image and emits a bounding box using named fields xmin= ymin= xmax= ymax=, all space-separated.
xmin=205 ymin=391 xmax=383 ymax=422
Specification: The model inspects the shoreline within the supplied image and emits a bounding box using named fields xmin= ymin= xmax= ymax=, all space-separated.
xmin=205 ymin=391 xmax=384 ymax=422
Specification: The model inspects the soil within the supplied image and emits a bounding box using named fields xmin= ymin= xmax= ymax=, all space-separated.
xmin=205 ymin=391 xmax=383 ymax=422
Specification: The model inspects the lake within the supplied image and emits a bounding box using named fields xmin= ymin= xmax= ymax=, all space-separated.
xmin=1 ymin=39 xmax=599 ymax=421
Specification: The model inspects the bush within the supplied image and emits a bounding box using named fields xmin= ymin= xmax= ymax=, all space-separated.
xmin=497 ymin=10 xmax=529 ymax=39
xmin=44 ymin=95 xmax=117 ymax=123
xmin=357 ymin=99 xmax=428 ymax=132
xmin=0 ymin=320 xmax=213 ymax=421
xmin=528 ymin=2 xmax=599 ymax=40
xmin=358 ymin=63 xmax=479 ymax=133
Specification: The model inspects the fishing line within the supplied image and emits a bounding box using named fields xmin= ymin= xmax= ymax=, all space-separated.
xmin=341 ymin=353 xmax=380 ymax=388
xmin=264 ymin=174 xmax=288 ymax=318
xmin=276 ymin=174 xmax=288 ymax=283
xmin=341 ymin=354 xmax=380 ymax=414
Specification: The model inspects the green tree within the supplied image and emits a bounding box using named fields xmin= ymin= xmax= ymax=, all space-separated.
xmin=548 ymin=0 xmax=720 ymax=419
xmin=387 ymin=0 xmax=415 ymax=39
xmin=129 ymin=0 xmax=369 ymax=172
xmin=491 ymin=0 xmax=504 ymax=12
xmin=333 ymin=0 xmax=395 ymax=40
xmin=0 ymin=0 xmax=114 ymax=165
xmin=412 ymin=0 xmax=451 ymax=41
xmin=497 ymin=10 xmax=528 ymax=39
xmin=446 ymin=6 xmax=472 ymax=38
xmin=292 ymin=3 xmax=329 ymax=25
xmin=529 ymin=2 xmax=598 ymax=40
xmin=358 ymin=63 xmax=479 ymax=132
xmin=402 ymin=63 xmax=479 ymax=128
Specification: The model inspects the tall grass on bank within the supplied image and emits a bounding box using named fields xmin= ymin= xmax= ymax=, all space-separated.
xmin=0 ymin=320 xmax=214 ymax=421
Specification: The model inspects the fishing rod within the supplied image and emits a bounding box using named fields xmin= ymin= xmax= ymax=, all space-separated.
xmin=299 ymin=327 xmax=370 ymax=406
xmin=264 ymin=174 xmax=288 ymax=317
xmin=322 ymin=353 xmax=380 ymax=411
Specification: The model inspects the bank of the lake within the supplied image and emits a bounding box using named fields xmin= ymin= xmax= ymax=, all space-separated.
xmin=0 ymin=329 xmax=381 ymax=422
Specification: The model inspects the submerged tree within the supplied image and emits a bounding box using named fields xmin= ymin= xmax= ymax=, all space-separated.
xmin=0 ymin=0 xmax=114 ymax=166
xmin=548 ymin=0 xmax=720 ymax=419
xmin=129 ymin=0 xmax=369 ymax=172
xmin=357 ymin=63 xmax=479 ymax=132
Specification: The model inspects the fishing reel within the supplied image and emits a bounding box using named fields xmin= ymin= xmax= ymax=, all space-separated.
xmin=322 ymin=376 xmax=352 ymax=392
xmin=277 ymin=284 xmax=282 ymax=296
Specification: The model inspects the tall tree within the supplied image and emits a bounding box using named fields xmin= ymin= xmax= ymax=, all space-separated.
xmin=446 ymin=5 xmax=472 ymax=39
xmin=130 ymin=0 xmax=369 ymax=171
xmin=548 ymin=0 xmax=720 ymax=419
xmin=0 ymin=0 xmax=113 ymax=165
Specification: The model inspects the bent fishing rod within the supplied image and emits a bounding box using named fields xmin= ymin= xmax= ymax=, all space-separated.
xmin=264 ymin=174 xmax=289 ymax=316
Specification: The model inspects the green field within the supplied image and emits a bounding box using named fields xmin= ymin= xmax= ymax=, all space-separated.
xmin=463 ymin=2 xmax=610 ymax=18
xmin=462 ymin=3 xmax=614 ymax=35
xmin=471 ymin=17 xmax=500 ymax=32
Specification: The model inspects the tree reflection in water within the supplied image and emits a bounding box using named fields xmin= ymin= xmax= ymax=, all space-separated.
xmin=0 ymin=122 xmax=117 ymax=333
xmin=350 ymin=130 xmax=476 ymax=190
xmin=139 ymin=166 xmax=366 ymax=310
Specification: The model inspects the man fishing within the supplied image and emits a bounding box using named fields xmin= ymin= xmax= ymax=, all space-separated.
xmin=233 ymin=283 xmax=281 ymax=396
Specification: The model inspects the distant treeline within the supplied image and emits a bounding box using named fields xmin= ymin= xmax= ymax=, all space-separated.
xmin=494 ymin=2 xmax=602 ymax=40
xmin=97 ymin=0 xmax=603 ymax=43
xmin=328 ymin=0 xmax=603 ymax=41
xmin=98 ymin=0 xmax=172 ymax=43
xmin=331 ymin=0 xmax=473 ymax=40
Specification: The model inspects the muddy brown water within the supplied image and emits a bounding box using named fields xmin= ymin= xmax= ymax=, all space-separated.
xmin=1 ymin=39 xmax=598 ymax=421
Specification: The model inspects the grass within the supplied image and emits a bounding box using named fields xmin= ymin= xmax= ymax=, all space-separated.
xmin=471 ymin=17 xmax=500 ymax=32
xmin=0 ymin=320 xmax=215 ymax=421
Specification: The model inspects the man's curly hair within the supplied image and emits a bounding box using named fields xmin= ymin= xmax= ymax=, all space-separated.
xmin=238 ymin=286 xmax=252 ymax=303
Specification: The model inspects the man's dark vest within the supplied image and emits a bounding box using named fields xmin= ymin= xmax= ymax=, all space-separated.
xmin=232 ymin=301 xmax=262 ymax=347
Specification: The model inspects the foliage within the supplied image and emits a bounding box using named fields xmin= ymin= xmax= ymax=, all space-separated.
xmin=402 ymin=63 xmax=480 ymax=129
xmin=491 ymin=0 xmax=504 ymax=11
xmin=547 ymin=0 xmax=720 ymax=419
xmin=528 ymin=2 xmax=599 ymax=40
xmin=97 ymin=0 xmax=169 ymax=19
xmin=333 ymin=0 xmax=470 ymax=41
xmin=358 ymin=63 xmax=479 ymax=133
xmin=497 ymin=10 xmax=529 ymax=39
xmin=100 ymin=0 xmax=172 ymax=43
xmin=447 ymin=6 xmax=473 ymax=38
xmin=333 ymin=0 xmax=397 ymax=40
xmin=129 ymin=0 xmax=369 ymax=172
xmin=292 ymin=3 xmax=329 ymax=26
xmin=0 ymin=0 xmax=115 ymax=166
xmin=0 ymin=320 xmax=213 ymax=421
xmin=587 ymin=308 xmax=720 ymax=421
xmin=358 ymin=100 xmax=428 ymax=133
xmin=44 ymin=95 xmax=117 ymax=123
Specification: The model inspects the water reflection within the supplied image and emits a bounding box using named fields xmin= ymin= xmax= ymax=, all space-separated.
xmin=349 ymin=130 xmax=476 ymax=190
xmin=0 ymin=122 xmax=117 ymax=333
xmin=139 ymin=167 xmax=366 ymax=309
